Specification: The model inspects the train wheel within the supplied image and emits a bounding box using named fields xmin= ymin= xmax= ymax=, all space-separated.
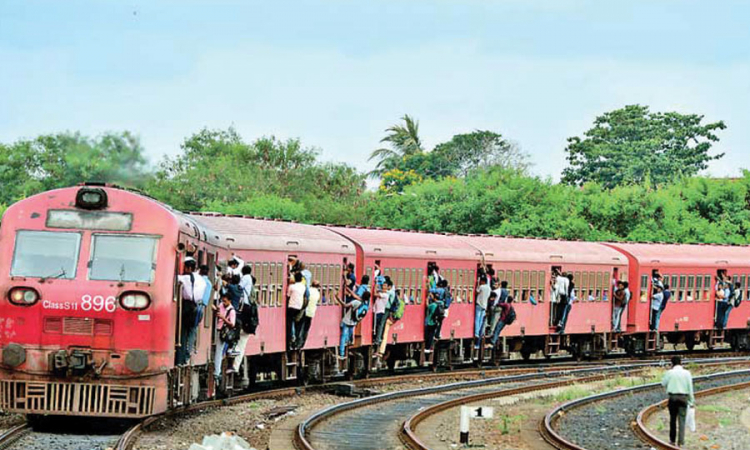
xmin=685 ymin=336 xmax=696 ymax=352
xmin=520 ymin=347 xmax=532 ymax=361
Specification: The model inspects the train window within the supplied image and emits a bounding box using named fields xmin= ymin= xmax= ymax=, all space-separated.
xmin=670 ymin=275 xmax=678 ymax=299
xmin=573 ymin=271 xmax=581 ymax=301
xmin=410 ymin=268 xmax=417 ymax=303
xmin=497 ymin=270 xmax=505 ymax=283
xmin=696 ymin=276 xmax=703 ymax=301
xmin=416 ymin=268 xmax=424 ymax=304
xmin=687 ymin=276 xmax=695 ymax=302
xmin=521 ymin=270 xmax=530 ymax=302
xmin=513 ymin=270 xmax=521 ymax=300
xmin=468 ymin=269 xmax=476 ymax=303
xmin=593 ymin=272 xmax=601 ymax=301
xmin=89 ymin=234 xmax=158 ymax=282
xmin=678 ymin=275 xmax=686 ymax=302
xmin=537 ymin=271 xmax=545 ymax=302
xmin=11 ymin=230 xmax=81 ymax=280
xmin=704 ymin=275 xmax=712 ymax=302
xmin=603 ymin=272 xmax=610 ymax=302
xmin=366 ymin=266 xmax=373 ymax=286
xmin=530 ymin=271 xmax=538 ymax=303
xmin=640 ymin=275 xmax=648 ymax=302
xmin=742 ymin=275 xmax=748 ymax=301
xmin=579 ymin=272 xmax=588 ymax=299
xmin=260 ymin=262 xmax=269 ymax=307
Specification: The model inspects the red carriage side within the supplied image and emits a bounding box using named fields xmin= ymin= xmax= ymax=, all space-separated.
xmin=191 ymin=214 xmax=355 ymax=382
xmin=327 ymin=227 xmax=478 ymax=369
xmin=463 ymin=236 xmax=628 ymax=359
xmin=605 ymin=242 xmax=750 ymax=353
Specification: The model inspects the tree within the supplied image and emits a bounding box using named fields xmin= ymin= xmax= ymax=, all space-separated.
xmin=146 ymin=128 xmax=365 ymax=224
xmin=562 ymin=105 xmax=726 ymax=188
xmin=432 ymin=130 xmax=530 ymax=177
xmin=368 ymin=115 xmax=423 ymax=178
xmin=0 ymin=131 xmax=149 ymax=205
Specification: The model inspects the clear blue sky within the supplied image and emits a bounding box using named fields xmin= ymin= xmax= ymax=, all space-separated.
xmin=1 ymin=1 xmax=748 ymax=179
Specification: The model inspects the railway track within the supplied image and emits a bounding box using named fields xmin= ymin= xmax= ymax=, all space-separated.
xmin=634 ymin=378 xmax=750 ymax=450
xmin=294 ymin=362 xmax=665 ymax=450
xmin=401 ymin=358 xmax=750 ymax=450
xmin=112 ymin=359 xmax=614 ymax=449
xmin=2 ymin=354 xmax=746 ymax=450
xmin=541 ymin=366 xmax=750 ymax=450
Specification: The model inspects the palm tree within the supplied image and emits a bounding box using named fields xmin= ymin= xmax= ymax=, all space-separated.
xmin=368 ymin=115 xmax=423 ymax=178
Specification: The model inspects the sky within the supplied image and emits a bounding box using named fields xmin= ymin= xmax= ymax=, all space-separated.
xmin=1 ymin=0 xmax=749 ymax=180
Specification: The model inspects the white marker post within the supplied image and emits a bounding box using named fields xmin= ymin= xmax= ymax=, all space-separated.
xmin=459 ymin=406 xmax=494 ymax=445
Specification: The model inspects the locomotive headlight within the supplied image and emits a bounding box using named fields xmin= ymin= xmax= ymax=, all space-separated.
xmin=8 ymin=287 xmax=40 ymax=306
xmin=75 ymin=187 xmax=108 ymax=210
xmin=119 ymin=291 xmax=151 ymax=310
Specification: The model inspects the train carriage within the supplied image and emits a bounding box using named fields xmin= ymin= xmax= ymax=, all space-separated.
xmin=190 ymin=214 xmax=355 ymax=383
xmin=463 ymin=236 xmax=628 ymax=359
xmin=0 ymin=185 xmax=225 ymax=418
xmin=327 ymin=227 xmax=478 ymax=369
xmin=606 ymin=242 xmax=750 ymax=353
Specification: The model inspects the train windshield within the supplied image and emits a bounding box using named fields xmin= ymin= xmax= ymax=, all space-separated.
xmin=10 ymin=230 xmax=81 ymax=279
xmin=89 ymin=234 xmax=158 ymax=282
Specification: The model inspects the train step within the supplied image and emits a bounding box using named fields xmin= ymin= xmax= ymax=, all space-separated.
xmin=709 ymin=330 xmax=725 ymax=347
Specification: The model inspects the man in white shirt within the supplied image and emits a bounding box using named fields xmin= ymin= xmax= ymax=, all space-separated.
xmin=661 ymin=356 xmax=695 ymax=447
xmin=239 ymin=265 xmax=254 ymax=306
xmin=475 ymin=275 xmax=491 ymax=349
xmin=553 ymin=271 xmax=570 ymax=328
xmin=226 ymin=255 xmax=244 ymax=277
xmin=176 ymin=257 xmax=207 ymax=365
xmin=287 ymin=272 xmax=306 ymax=350
xmin=650 ymin=285 xmax=664 ymax=331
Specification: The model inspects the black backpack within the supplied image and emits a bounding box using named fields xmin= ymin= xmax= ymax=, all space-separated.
xmin=181 ymin=273 xmax=198 ymax=326
xmin=733 ymin=290 xmax=743 ymax=308
xmin=219 ymin=307 xmax=241 ymax=345
xmin=505 ymin=306 xmax=517 ymax=325
xmin=240 ymin=301 xmax=259 ymax=334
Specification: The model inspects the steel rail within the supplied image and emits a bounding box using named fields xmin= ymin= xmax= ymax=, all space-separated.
xmin=293 ymin=361 xmax=673 ymax=450
xmin=0 ymin=424 xmax=30 ymax=450
xmin=540 ymin=367 xmax=750 ymax=450
xmin=633 ymin=379 xmax=750 ymax=450
xmin=401 ymin=357 xmax=750 ymax=449
xmin=400 ymin=371 xmax=640 ymax=450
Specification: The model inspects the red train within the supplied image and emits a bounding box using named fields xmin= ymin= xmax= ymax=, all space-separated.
xmin=1 ymin=185 xmax=748 ymax=419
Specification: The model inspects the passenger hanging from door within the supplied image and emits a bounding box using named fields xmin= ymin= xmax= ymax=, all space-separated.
xmin=176 ymin=257 xmax=207 ymax=366
xmin=557 ymin=273 xmax=575 ymax=334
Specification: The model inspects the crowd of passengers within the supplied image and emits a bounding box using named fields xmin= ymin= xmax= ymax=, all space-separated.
xmin=647 ymin=269 xmax=743 ymax=333
xmin=176 ymin=255 xmax=744 ymax=382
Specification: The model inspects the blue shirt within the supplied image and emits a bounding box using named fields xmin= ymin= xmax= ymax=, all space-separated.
xmin=201 ymin=275 xmax=212 ymax=306
xmin=356 ymin=284 xmax=370 ymax=299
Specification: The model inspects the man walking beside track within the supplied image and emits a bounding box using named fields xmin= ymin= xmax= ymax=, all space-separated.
xmin=661 ymin=356 xmax=695 ymax=448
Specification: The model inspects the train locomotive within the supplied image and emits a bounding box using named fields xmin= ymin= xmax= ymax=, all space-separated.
xmin=0 ymin=184 xmax=748 ymax=419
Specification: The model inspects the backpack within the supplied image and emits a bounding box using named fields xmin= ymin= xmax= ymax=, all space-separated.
xmin=434 ymin=301 xmax=446 ymax=321
xmin=505 ymin=306 xmax=517 ymax=325
xmin=240 ymin=301 xmax=259 ymax=334
xmin=219 ymin=307 xmax=241 ymax=345
xmin=355 ymin=297 xmax=370 ymax=322
xmin=733 ymin=290 xmax=743 ymax=308
xmin=389 ymin=291 xmax=405 ymax=321
xmin=181 ymin=273 xmax=198 ymax=326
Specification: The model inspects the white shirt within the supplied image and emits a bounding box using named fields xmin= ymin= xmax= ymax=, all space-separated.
xmin=287 ymin=282 xmax=306 ymax=310
xmin=178 ymin=271 xmax=207 ymax=304
xmin=476 ymin=284 xmax=491 ymax=309
xmin=375 ymin=292 xmax=389 ymax=314
xmin=555 ymin=276 xmax=570 ymax=299
xmin=227 ymin=255 xmax=245 ymax=277
xmin=306 ymin=287 xmax=320 ymax=318
xmin=239 ymin=273 xmax=254 ymax=305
